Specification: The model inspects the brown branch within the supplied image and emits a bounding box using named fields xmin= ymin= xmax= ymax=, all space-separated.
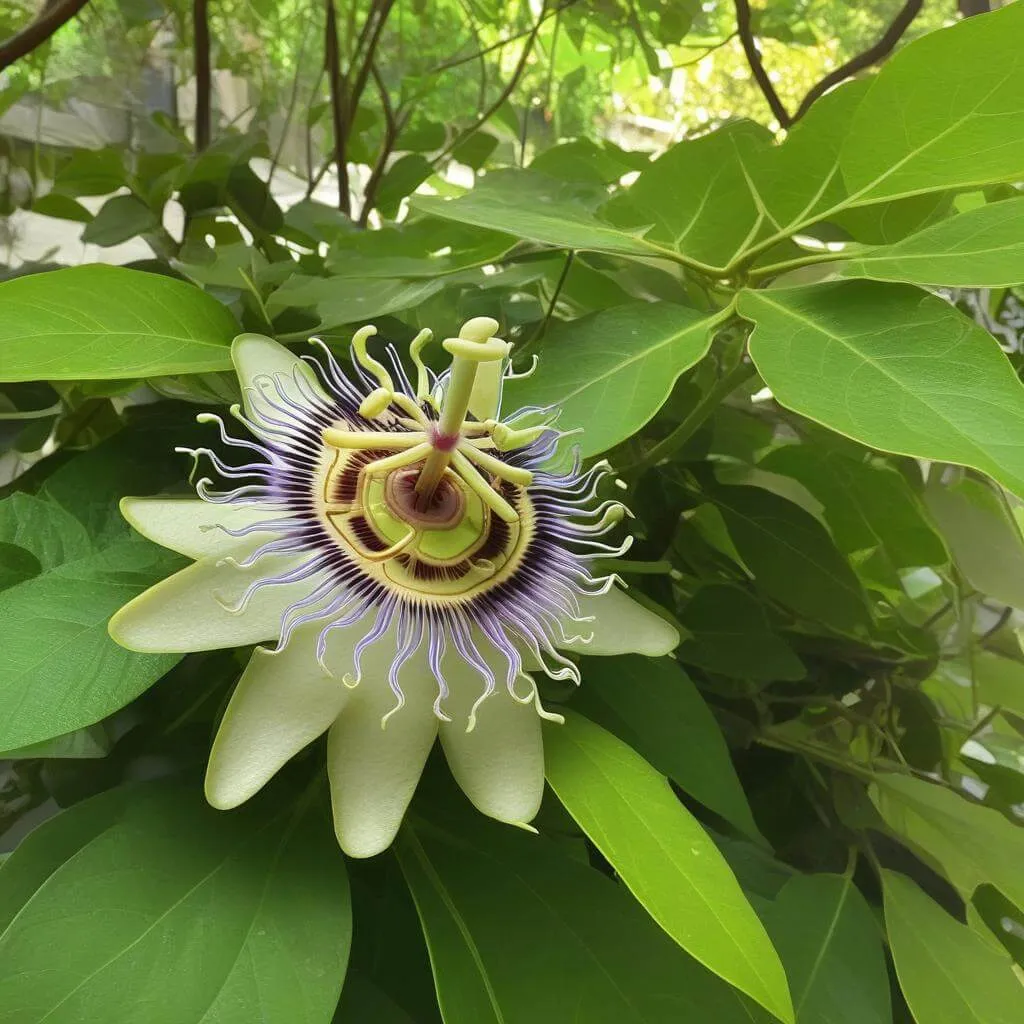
xmin=347 ymin=0 xmax=395 ymax=125
xmin=733 ymin=0 xmax=791 ymax=127
xmin=193 ymin=0 xmax=211 ymax=151
xmin=324 ymin=0 xmax=350 ymax=215
xmin=0 ymin=0 xmax=92 ymax=72
xmin=433 ymin=0 xmax=548 ymax=166
xmin=357 ymin=62 xmax=409 ymax=226
xmin=793 ymin=0 xmax=923 ymax=122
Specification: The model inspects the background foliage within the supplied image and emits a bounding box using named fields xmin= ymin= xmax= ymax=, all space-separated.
xmin=3 ymin=1 xmax=1024 ymax=1022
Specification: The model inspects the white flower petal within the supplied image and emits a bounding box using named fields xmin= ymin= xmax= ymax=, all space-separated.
xmin=563 ymin=586 xmax=680 ymax=657
xmin=108 ymin=553 xmax=322 ymax=653
xmin=120 ymin=496 xmax=286 ymax=560
xmin=438 ymin=657 xmax=543 ymax=827
xmin=327 ymin=643 xmax=438 ymax=858
xmin=205 ymin=623 xmax=362 ymax=809
xmin=231 ymin=332 xmax=328 ymax=419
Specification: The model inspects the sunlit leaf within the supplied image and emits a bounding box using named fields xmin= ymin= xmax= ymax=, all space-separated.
xmin=740 ymin=282 xmax=1024 ymax=500
xmin=0 ymin=266 xmax=239 ymax=381
xmin=504 ymin=301 xmax=727 ymax=456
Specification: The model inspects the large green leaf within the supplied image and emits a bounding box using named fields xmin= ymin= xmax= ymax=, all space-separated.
xmin=711 ymin=485 xmax=872 ymax=633
xmin=759 ymin=873 xmax=891 ymax=1024
xmin=924 ymin=476 xmax=1024 ymax=608
xmin=0 ymin=784 xmax=351 ymax=1024
xmin=601 ymin=121 xmax=771 ymax=270
xmin=397 ymin=811 xmax=773 ymax=1023
xmin=0 ymin=523 xmax=183 ymax=750
xmin=839 ymin=4 xmax=1024 ymax=205
xmin=544 ymin=712 xmax=794 ymax=1024
xmin=573 ymin=653 xmax=766 ymax=842
xmin=0 ymin=266 xmax=239 ymax=380
xmin=504 ymin=302 xmax=727 ymax=456
xmin=883 ymin=870 xmax=1024 ymax=1024
xmin=412 ymin=178 xmax=672 ymax=262
xmin=265 ymin=274 xmax=444 ymax=327
xmin=840 ymin=199 xmax=1024 ymax=287
xmin=871 ymin=774 xmax=1024 ymax=914
xmin=740 ymin=282 xmax=1024 ymax=499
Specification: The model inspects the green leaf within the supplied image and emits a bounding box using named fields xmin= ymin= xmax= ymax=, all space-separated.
xmin=839 ymin=4 xmax=1024 ymax=204
xmin=544 ymin=711 xmax=794 ymax=1024
xmin=503 ymin=302 xmax=727 ymax=456
xmin=0 ymin=266 xmax=239 ymax=381
xmin=676 ymin=583 xmax=806 ymax=682
xmin=0 ymin=530 xmax=183 ymax=751
xmin=0 ymin=784 xmax=352 ymax=1024
xmin=265 ymin=274 xmax=443 ymax=327
xmin=759 ymin=873 xmax=891 ymax=1024
xmin=0 ymin=786 xmax=131 ymax=933
xmin=711 ymin=485 xmax=872 ymax=633
xmin=740 ymin=282 xmax=1024 ymax=500
xmin=602 ymin=121 xmax=772 ymax=269
xmin=573 ymin=653 xmax=766 ymax=842
xmin=758 ymin=446 xmax=948 ymax=589
xmin=0 ymin=492 xmax=92 ymax=569
xmin=82 ymin=195 xmax=160 ymax=247
xmin=31 ymin=193 xmax=94 ymax=223
xmin=375 ymin=154 xmax=433 ymax=219
xmin=0 ymin=724 xmax=110 ymax=760
xmin=871 ymin=774 xmax=1024 ymax=914
xmin=924 ymin=476 xmax=1024 ymax=608
xmin=412 ymin=176 xmax=671 ymax=262
xmin=840 ymin=199 xmax=1024 ymax=288
xmin=882 ymin=870 xmax=1024 ymax=1024
xmin=52 ymin=148 xmax=125 ymax=197
xmin=397 ymin=810 xmax=774 ymax=1023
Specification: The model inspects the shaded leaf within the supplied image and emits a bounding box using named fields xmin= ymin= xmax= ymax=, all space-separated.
xmin=759 ymin=873 xmax=891 ymax=1024
xmin=883 ymin=869 xmax=1024 ymax=1024
xmin=0 ymin=784 xmax=351 ymax=1024
xmin=397 ymin=809 xmax=773 ymax=1023
xmin=82 ymin=195 xmax=159 ymax=247
xmin=544 ymin=712 xmax=794 ymax=1024
xmin=573 ymin=653 xmax=766 ymax=841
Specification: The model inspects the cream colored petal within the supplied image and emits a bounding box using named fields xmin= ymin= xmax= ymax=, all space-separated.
xmin=108 ymin=553 xmax=323 ymax=653
xmin=438 ymin=649 xmax=543 ymax=827
xmin=120 ymin=496 xmax=287 ymax=560
xmin=327 ymin=642 xmax=438 ymax=858
xmin=563 ymin=586 xmax=680 ymax=657
xmin=231 ymin=332 xmax=329 ymax=419
xmin=205 ymin=622 xmax=363 ymax=809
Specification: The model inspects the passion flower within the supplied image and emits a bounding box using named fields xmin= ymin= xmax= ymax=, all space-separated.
xmin=109 ymin=318 xmax=678 ymax=856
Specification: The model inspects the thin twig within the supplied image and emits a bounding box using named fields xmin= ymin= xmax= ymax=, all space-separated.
xmin=346 ymin=0 xmax=396 ymax=125
xmin=792 ymin=0 xmax=922 ymax=122
xmin=0 ymin=0 xmax=91 ymax=70
xmin=434 ymin=0 xmax=549 ymax=166
xmin=733 ymin=0 xmax=790 ymax=127
xmin=425 ymin=0 xmax=577 ymax=76
xmin=357 ymin=62 xmax=410 ymax=225
xmin=269 ymin=15 xmax=314 ymax=181
xmin=193 ymin=0 xmax=211 ymax=151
